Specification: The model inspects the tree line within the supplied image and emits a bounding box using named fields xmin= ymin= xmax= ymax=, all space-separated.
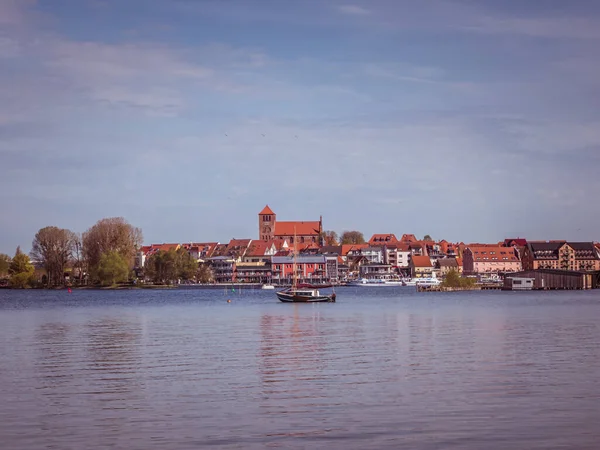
xmin=0 ymin=217 xmax=143 ymax=288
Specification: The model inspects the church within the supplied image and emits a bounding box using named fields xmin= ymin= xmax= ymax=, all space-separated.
xmin=258 ymin=205 xmax=323 ymax=245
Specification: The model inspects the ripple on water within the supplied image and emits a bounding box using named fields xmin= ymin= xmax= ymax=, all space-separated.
xmin=0 ymin=288 xmax=599 ymax=449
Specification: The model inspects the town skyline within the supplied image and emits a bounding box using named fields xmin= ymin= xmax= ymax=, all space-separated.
xmin=2 ymin=1 xmax=600 ymax=252
xmin=2 ymin=203 xmax=599 ymax=257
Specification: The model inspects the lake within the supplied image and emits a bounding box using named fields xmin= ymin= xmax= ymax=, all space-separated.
xmin=1 ymin=287 xmax=599 ymax=449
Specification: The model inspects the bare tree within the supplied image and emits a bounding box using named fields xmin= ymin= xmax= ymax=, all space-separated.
xmin=30 ymin=226 xmax=75 ymax=287
xmin=83 ymin=217 xmax=143 ymax=281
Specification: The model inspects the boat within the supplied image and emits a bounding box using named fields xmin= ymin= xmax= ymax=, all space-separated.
xmin=276 ymin=227 xmax=336 ymax=303
xmin=348 ymin=278 xmax=405 ymax=287
xmin=412 ymin=272 xmax=441 ymax=287
xmin=261 ymin=284 xmax=275 ymax=290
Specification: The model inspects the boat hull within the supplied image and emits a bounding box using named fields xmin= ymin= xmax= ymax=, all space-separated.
xmin=276 ymin=291 xmax=336 ymax=303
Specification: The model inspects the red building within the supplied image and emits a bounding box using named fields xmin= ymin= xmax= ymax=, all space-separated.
xmin=258 ymin=205 xmax=322 ymax=245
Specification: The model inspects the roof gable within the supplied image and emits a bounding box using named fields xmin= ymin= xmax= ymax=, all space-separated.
xmin=411 ymin=255 xmax=432 ymax=267
xmin=467 ymin=246 xmax=519 ymax=262
xmin=259 ymin=205 xmax=275 ymax=215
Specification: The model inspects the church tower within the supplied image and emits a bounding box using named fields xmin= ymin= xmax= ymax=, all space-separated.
xmin=258 ymin=205 xmax=276 ymax=241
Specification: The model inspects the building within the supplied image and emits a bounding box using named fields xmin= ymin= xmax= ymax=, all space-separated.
xmin=258 ymin=205 xmax=322 ymax=245
xmin=410 ymin=255 xmax=433 ymax=278
xmin=225 ymin=239 xmax=253 ymax=261
xmin=385 ymin=243 xmax=411 ymax=272
xmin=463 ymin=246 xmax=521 ymax=274
xmin=207 ymin=256 xmax=236 ymax=283
xmin=271 ymin=255 xmax=333 ymax=284
xmin=181 ymin=242 xmax=219 ymax=262
xmin=242 ymin=240 xmax=278 ymax=263
xmin=436 ymin=257 xmax=460 ymax=276
xmin=359 ymin=263 xmax=395 ymax=280
xmin=504 ymin=269 xmax=596 ymax=290
xmin=521 ymin=242 xmax=600 ymax=272
xmin=235 ymin=262 xmax=272 ymax=283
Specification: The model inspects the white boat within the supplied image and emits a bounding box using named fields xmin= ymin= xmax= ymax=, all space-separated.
xmin=261 ymin=284 xmax=275 ymax=290
xmin=412 ymin=273 xmax=441 ymax=287
xmin=348 ymin=278 xmax=404 ymax=287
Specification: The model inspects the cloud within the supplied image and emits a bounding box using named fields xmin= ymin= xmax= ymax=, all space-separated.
xmin=336 ymin=4 xmax=371 ymax=16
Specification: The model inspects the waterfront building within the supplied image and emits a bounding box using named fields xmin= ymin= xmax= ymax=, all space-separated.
xmin=410 ymin=255 xmax=433 ymax=278
xmin=521 ymin=242 xmax=600 ymax=272
xmin=463 ymin=246 xmax=522 ymax=274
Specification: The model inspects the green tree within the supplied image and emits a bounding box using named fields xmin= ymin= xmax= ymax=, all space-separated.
xmin=442 ymin=269 xmax=476 ymax=289
xmin=83 ymin=217 xmax=143 ymax=282
xmin=9 ymin=246 xmax=35 ymax=288
xmin=0 ymin=253 xmax=10 ymax=277
xmin=144 ymin=249 xmax=177 ymax=284
xmin=30 ymin=226 xmax=75 ymax=287
xmin=96 ymin=251 xmax=130 ymax=286
xmin=423 ymin=234 xmax=433 ymax=241
xmin=176 ymin=248 xmax=198 ymax=280
xmin=340 ymin=230 xmax=365 ymax=245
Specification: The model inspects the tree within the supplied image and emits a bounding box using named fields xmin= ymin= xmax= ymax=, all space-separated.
xmin=96 ymin=251 xmax=130 ymax=286
xmin=423 ymin=235 xmax=433 ymax=241
xmin=83 ymin=217 xmax=143 ymax=282
xmin=0 ymin=253 xmax=10 ymax=277
xmin=71 ymin=232 xmax=86 ymax=285
xmin=176 ymin=248 xmax=198 ymax=280
xmin=197 ymin=263 xmax=213 ymax=283
xmin=340 ymin=230 xmax=365 ymax=245
xmin=144 ymin=249 xmax=177 ymax=284
xmin=321 ymin=230 xmax=339 ymax=246
xmin=30 ymin=226 xmax=75 ymax=287
xmin=441 ymin=269 xmax=476 ymax=289
xmin=9 ymin=246 xmax=35 ymax=288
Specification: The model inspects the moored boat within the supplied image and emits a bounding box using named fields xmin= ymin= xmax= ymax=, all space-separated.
xmin=276 ymin=287 xmax=336 ymax=302
xmin=276 ymin=227 xmax=336 ymax=303
xmin=348 ymin=278 xmax=404 ymax=287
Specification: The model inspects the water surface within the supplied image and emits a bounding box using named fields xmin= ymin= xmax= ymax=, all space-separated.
xmin=1 ymin=288 xmax=599 ymax=449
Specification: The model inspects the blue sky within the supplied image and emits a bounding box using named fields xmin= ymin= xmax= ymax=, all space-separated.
xmin=1 ymin=0 xmax=600 ymax=253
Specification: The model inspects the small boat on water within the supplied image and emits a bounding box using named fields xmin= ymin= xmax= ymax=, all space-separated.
xmin=261 ymin=284 xmax=275 ymax=290
xmin=348 ymin=278 xmax=404 ymax=287
xmin=276 ymin=286 xmax=336 ymax=303
xmin=276 ymin=227 xmax=336 ymax=303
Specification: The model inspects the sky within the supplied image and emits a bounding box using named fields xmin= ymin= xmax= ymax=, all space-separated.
xmin=1 ymin=0 xmax=600 ymax=253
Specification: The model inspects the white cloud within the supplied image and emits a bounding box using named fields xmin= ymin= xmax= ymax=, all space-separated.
xmin=336 ymin=4 xmax=371 ymax=16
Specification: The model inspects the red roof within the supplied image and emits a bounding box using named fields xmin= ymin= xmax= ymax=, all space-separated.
xmin=245 ymin=240 xmax=270 ymax=257
xmin=401 ymin=234 xmax=418 ymax=243
xmin=340 ymin=244 xmax=369 ymax=256
xmin=411 ymin=255 xmax=432 ymax=267
xmin=504 ymin=238 xmax=528 ymax=247
xmin=274 ymin=221 xmax=320 ymax=236
xmin=467 ymin=246 xmax=519 ymax=262
xmin=368 ymin=234 xmax=399 ymax=244
xmin=259 ymin=205 xmax=275 ymax=215
xmin=143 ymin=243 xmax=180 ymax=256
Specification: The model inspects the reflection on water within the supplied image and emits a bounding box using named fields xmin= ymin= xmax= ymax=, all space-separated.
xmin=0 ymin=289 xmax=599 ymax=449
